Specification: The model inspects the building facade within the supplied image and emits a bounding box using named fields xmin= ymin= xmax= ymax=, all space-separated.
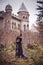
xmin=0 ymin=3 xmax=40 ymax=48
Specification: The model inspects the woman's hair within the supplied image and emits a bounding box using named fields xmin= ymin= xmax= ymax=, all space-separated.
xmin=20 ymin=33 xmax=22 ymax=36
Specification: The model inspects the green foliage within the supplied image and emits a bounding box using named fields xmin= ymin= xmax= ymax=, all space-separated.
xmin=0 ymin=42 xmax=43 ymax=65
xmin=0 ymin=42 xmax=16 ymax=62
xmin=27 ymin=43 xmax=43 ymax=65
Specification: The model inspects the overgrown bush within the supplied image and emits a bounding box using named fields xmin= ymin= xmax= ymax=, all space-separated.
xmin=0 ymin=42 xmax=43 ymax=65
xmin=0 ymin=42 xmax=16 ymax=62
xmin=27 ymin=43 xmax=43 ymax=65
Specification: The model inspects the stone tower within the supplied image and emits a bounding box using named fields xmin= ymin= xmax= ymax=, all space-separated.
xmin=5 ymin=4 xmax=12 ymax=14
xmin=17 ymin=3 xmax=29 ymax=31
xmin=4 ymin=4 xmax=13 ymax=30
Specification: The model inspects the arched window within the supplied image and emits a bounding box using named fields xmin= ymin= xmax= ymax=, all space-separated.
xmin=27 ymin=24 xmax=29 ymax=30
xmin=24 ymin=24 xmax=26 ymax=31
xmin=26 ymin=16 xmax=28 ymax=19
xmin=12 ymin=22 xmax=16 ymax=29
xmin=23 ymin=16 xmax=25 ymax=19
xmin=4 ymin=20 xmax=10 ymax=29
xmin=18 ymin=24 xmax=20 ymax=30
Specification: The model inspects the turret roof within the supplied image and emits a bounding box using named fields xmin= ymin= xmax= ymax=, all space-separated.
xmin=18 ymin=3 xmax=28 ymax=13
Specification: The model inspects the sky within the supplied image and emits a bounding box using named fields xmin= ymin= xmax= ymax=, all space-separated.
xmin=0 ymin=0 xmax=38 ymax=29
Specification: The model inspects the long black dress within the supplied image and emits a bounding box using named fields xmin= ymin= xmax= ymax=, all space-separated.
xmin=16 ymin=36 xmax=23 ymax=58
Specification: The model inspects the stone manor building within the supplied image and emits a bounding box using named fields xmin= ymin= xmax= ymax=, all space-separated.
xmin=0 ymin=3 xmax=39 ymax=48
